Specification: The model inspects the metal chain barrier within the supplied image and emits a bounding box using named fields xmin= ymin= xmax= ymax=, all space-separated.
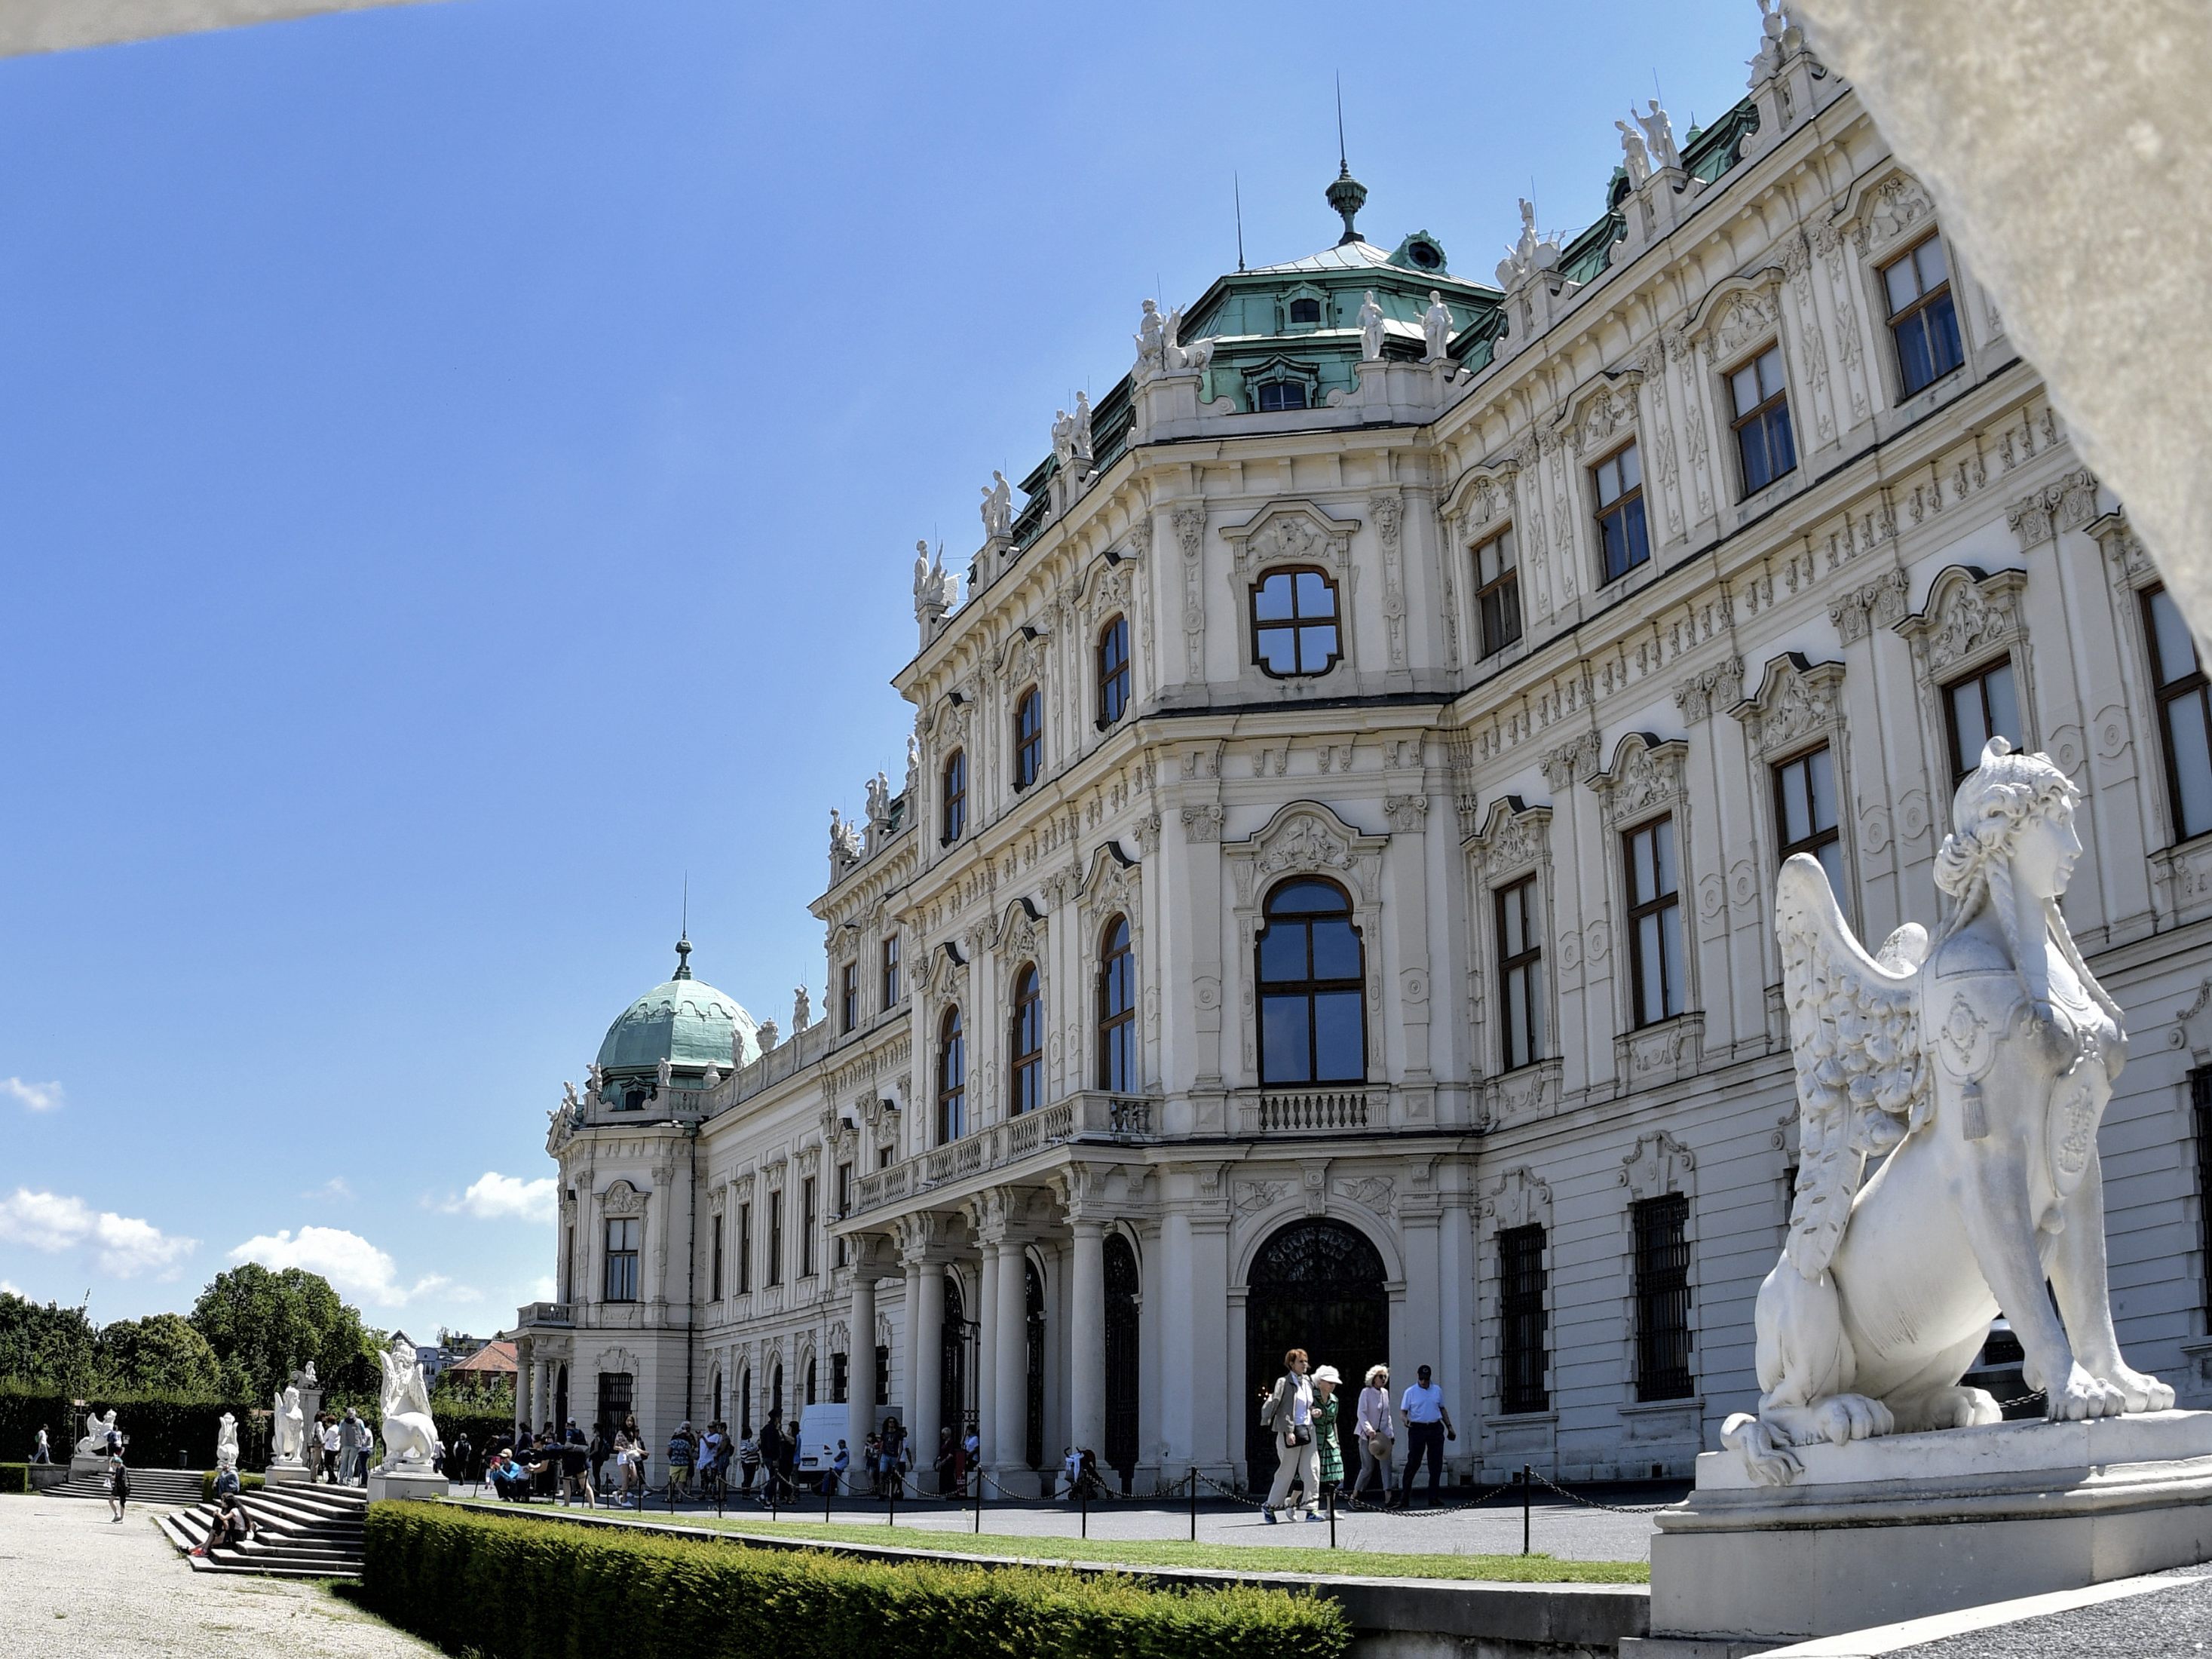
xmin=1524 ymin=1469 xmax=1679 ymax=1514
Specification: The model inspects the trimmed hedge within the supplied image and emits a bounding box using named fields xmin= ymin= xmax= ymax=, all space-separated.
xmin=0 ymin=1385 xmax=271 ymax=1470
xmin=201 ymin=1470 xmax=268 ymax=1502
xmin=0 ymin=1462 xmax=28 ymax=1494
xmin=362 ymin=1502 xmax=1349 ymax=1659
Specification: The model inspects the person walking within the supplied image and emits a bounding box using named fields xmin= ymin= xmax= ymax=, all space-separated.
xmin=875 ymin=1418 xmax=903 ymax=1498
xmin=1310 ymin=1364 xmax=1346 ymax=1508
xmin=666 ymin=1422 xmax=696 ymax=1501
xmin=449 ymin=1431 xmax=473 ymax=1492
xmin=589 ymin=1422 xmax=610 ymax=1499
xmin=1351 ymin=1364 xmax=1395 ymax=1502
xmin=106 ymin=1449 xmax=130 ymax=1522
xmin=1393 ymin=1363 xmax=1457 ymax=1508
xmin=1258 ymin=1347 xmax=1321 ymax=1523
xmin=320 ymin=1415 xmax=339 ymax=1483
xmin=830 ymin=1439 xmax=849 ymax=1497
xmin=32 ymin=1425 xmax=50 ymax=1464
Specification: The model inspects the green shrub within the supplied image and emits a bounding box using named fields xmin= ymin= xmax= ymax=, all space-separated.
xmin=201 ymin=1470 xmax=267 ymax=1502
xmin=362 ymin=1502 xmax=1349 ymax=1659
xmin=0 ymin=1462 xmax=27 ymax=1494
xmin=0 ymin=1385 xmax=271 ymax=1470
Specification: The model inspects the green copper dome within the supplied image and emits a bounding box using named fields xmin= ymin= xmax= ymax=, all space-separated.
xmin=595 ymin=939 xmax=761 ymax=1075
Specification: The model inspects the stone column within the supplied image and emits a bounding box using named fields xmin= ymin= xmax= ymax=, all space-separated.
xmin=910 ymin=1262 xmax=944 ymax=1492
xmin=1066 ymin=1222 xmax=1106 ymax=1459
xmin=976 ymin=1245 xmax=998 ymax=1471
xmin=848 ymin=1271 xmax=879 ymax=1442
xmin=513 ymin=1338 xmax=534 ymax=1435
xmin=992 ymin=1239 xmax=1027 ymax=1488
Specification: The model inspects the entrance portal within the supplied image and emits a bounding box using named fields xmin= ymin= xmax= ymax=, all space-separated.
xmin=1243 ymin=1219 xmax=1389 ymax=1485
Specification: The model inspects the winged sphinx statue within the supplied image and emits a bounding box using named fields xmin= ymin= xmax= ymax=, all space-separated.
xmin=1723 ymin=739 xmax=2172 ymax=1485
xmin=372 ymin=1335 xmax=439 ymax=1473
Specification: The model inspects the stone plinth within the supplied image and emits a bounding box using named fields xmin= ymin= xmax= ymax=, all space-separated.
xmin=1650 ymin=1411 xmax=2212 ymax=1647
xmin=365 ymin=1466 xmax=446 ymax=1503
xmin=264 ymin=1461 xmax=314 ymax=1486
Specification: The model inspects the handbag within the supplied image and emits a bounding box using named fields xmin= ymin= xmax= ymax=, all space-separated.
xmin=1287 ymin=1424 xmax=1313 ymax=1447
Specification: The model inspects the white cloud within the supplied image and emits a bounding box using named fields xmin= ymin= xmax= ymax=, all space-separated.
xmin=530 ymin=1274 xmax=556 ymax=1301
xmin=2 ymin=1077 xmax=63 ymax=1112
xmin=443 ymin=1171 xmax=558 ymax=1225
xmin=228 ymin=1225 xmax=449 ymax=1308
xmin=0 ymin=1280 xmax=21 ymax=1296
xmin=302 ymin=1177 xmax=351 ymax=1201
xmin=0 ymin=1188 xmax=197 ymax=1277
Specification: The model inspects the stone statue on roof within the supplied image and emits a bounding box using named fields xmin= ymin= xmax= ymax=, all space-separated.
xmin=1165 ymin=306 xmax=1215 ymax=373
xmin=1616 ymin=119 xmax=1653 ymax=187
xmin=913 ymin=538 xmax=957 ymax=628
xmin=1356 ymin=290 xmax=1387 ymax=363
xmin=1634 ymin=99 xmax=1681 ymax=171
xmin=1050 ymin=408 xmax=1075 ymax=471
xmin=830 ymin=808 xmax=862 ymax=866
xmin=980 ymin=471 xmax=1013 ymax=541
xmin=1134 ymin=298 xmax=1166 ymax=376
xmin=1421 ymin=291 xmax=1454 ymax=362
xmin=905 ymin=733 xmax=921 ymax=801
xmin=1072 ymin=392 xmax=1094 ymax=462
xmin=792 ymin=985 xmax=813 ymax=1032
xmin=1496 ymin=198 xmax=1561 ymax=290
xmin=865 ymin=770 xmax=891 ymax=833
xmin=656 ymin=1055 xmax=673 ymax=1091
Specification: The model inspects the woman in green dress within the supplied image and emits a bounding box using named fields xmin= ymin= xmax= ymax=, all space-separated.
xmin=1311 ymin=1364 xmax=1344 ymax=1506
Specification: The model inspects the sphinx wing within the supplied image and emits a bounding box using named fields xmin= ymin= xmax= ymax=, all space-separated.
xmin=1775 ymin=853 xmax=1928 ymax=1277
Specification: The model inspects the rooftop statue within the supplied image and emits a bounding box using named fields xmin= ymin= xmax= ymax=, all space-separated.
xmin=905 ymin=733 xmax=921 ymax=802
xmin=372 ymin=1335 xmax=437 ymax=1473
xmin=913 ymin=538 xmax=957 ymax=627
xmin=1723 ymin=740 xmax=2174 ymax=1487
xmin=865 ymin=770 xmax=891 ymax=830
xmin=1050 ymin=408 xmax=1076 ymax=471
xmin=1133 ymin=298 xmax=1166 ymax=376
xmin=1071 ymin=391 xmax=1094 ymax=462
xmin=1356 ymin=290 xmax=1386 ymax=362
xmin=1421 ymin=290 xmax=1454 ymax=362
xmin=1616 ymin=118 xmax=1653 ymax=187
xmin=655 ymin=1055 xmax=673 ymax=1091
xmin=830 ymin=807 xmax=862 ymax=866
xmin=1634 ymin=98 xmax=1681 ymax=171
xmin=792 ymin=985 xmax=813 ymax=1031
xmin=1495 ymin=198 xmax=1560 ymax=290
xmin=1165 ymin=305 xmax=1215 ymax=373
xmin=757 ymin=1018 xmax=781 ymax=1053
xmin=980 ymin=471 xmax=1013 ymax=540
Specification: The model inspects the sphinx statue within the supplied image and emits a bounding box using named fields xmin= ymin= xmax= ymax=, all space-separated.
xmin=74 ymin=1409 xmax=120 ymax=1458
xmin=271 ymin=1384 xmax=305 ymax=1464
xmin=1723 ymin=739 xmax=2174 ymax=1485
xmin=216 ymin=1412 xmax=239 ymax=1472
xmin=372 ymin=1335 xmax=438 ymax=1473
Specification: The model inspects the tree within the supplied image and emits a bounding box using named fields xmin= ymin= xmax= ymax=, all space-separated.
xmin=188 ymin=1265 xmax=381 ymax=1401
xmin=0 ymin=1293 xmax=98 ymax=1391
xmin=96 ymin=1313 xmax=222 ymax=1394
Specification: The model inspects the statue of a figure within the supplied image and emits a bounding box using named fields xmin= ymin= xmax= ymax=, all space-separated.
xmin=1071 ymin=391 xmax=1094 ymax=462
xmin=301 ymin=1360 xmax=316 ymax=1388
xmin=271 ymin=1386 xmax=304 ymax=1463
xmin=865 ymin=771 xmax=890 ymax=830
xmin=1133 ymin=298 xmax=1166 ymax=375
xmin=75 ymin=1408 xmax=121 ymax=1458
xmin=979 ymin=471 xmax=1013 ymax=540
xmin=216 ymin=1412 xmax=239 ymax=1472
xmin=1356 ymin=290 xmax=1386 ymax=362
xmin=905 ymin=733 xmax=921 ymax=801
xmin=1723 ymin=740 xmax=2174 ymax=1487
xmin=911 ymin=539 xmax=958 ymax=628
xmin=654 ymin=1055 xmax=673 ymax=1091
xmin=792 ymin=985 xmax=813 ymax=1031
xmin=561 ymin=1080 xmax=582 ymax=1116
xmin=1165 ymin=306 xmax=1215 ymax=373
xmin=373 ymin=1335 xmax=437 ymax=1473
xmin=1616 ymin=118 xmax=1653 ymax=186
xmin=1634 ymin=99 xmax=1681 ymax=171
xmin=1748 ymin=0 xmax=1794 ymax=84
xmin=1420 ymin=290 xmax=1454 ymax=362
xmin=1495 ymin=198 xmax=1559 ymax=290
xmin=1050 ymin=409 xmax=1076 ymax=471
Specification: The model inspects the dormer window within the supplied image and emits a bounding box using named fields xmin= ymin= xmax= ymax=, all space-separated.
xmin=1288 ymin=297 xmax=1322 ymax=326
xmin=1255 ymin=379 xmax=1309 ymax=412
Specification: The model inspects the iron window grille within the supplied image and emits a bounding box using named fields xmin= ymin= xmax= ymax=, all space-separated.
xmin=1633 ymin=1193 xmax=1694 ymax=1402
xmin=1499 ymin=1223 xmax=1550 ymax=1415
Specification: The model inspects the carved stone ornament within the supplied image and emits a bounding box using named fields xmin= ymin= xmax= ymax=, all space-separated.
xmin=1687 ymin=270 xmax=1786 ymax=365
xmin=1829 ymin=568 xmax=1910 ymax=644
xmin=1538 ymin=731 xmax=1601 ymax=794
xmin=1893 ymin=565 xmax=2028 ymax=679
xmin=2005 ymin=468 xmax=2099 ymax=553
xmin=1220 ymin=499 xmax=1362 ymax=584
xmin=1733 ymin=654 xmax=1846 ymax=761
xmin=1229 ymin=800 xmax=1388 ymax=908
xmin=1850 ymin=170 xmax=1937 ymax=261
xmin=1555 ymin=371 xmax=1646 ymax=457
xmin=1481 ymin=1166 xmax=1554 ymax=1231
xmin=1620 ymin=1130 xmax=1696 ymax=1201
xmin=1469 ymin=796 xmax=1551 ymax=879
xmin=1586 ymin=733 xmax=1692 ymax=830
xmin=2088 ymin=511 xmax=2157 ymax=590
xmin=1672 ymin=657 xmax=1745 ymax=724
xmin=1720 ymin=759 xmax=2171 ymax=1488
xmin=601 ymin=1180 xmax=648 ymax=1219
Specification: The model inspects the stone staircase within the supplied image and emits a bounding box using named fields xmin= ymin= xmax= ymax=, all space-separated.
xmin=155 ymin=1482 xmax=369 ymax=1579
xmin=48 ymin=1465 xmax=207 ymax=1506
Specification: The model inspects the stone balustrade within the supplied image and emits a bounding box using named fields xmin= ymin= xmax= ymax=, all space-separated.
xmin=843 ymin=1092 xmax=1158 ymax=1220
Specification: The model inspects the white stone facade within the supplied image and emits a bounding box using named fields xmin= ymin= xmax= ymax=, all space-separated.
xmin=514 ymin=31 xmax=2212 ymax=1492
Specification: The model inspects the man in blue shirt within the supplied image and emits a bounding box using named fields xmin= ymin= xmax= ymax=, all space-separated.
xmin=1393 ymin=1364 xmax=1457 ymax=1508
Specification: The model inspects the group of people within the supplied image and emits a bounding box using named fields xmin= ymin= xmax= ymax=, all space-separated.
xmin=1258 ymin=1351 xmax=1459 ymax=1521
xmin=313 ymin=1406 xmax=377 ymax=1486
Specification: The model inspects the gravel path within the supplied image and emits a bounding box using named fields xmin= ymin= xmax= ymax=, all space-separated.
xmin=1895 ymin=1569 xmax=2212 ymax=1657
xmin=0 ymin=1493 xmax=433 ymax=1659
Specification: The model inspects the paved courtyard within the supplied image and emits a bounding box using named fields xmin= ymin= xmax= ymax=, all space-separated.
xmin=0 ymin=1494 xmax=432 ymax=1659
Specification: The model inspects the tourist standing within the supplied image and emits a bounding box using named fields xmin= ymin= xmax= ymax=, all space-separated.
xmin=830 ymin=1439 xmax=849 ymax=1496
xmin=106 ymin=1449 xmax=129 ymax=1522
xmin=739 ymin=1430 xmax=761 ymax=1493
xmin=1352 ymin=1365 xmax=1395 ymax=1501
xmin=1311 ymin=1364 xmax=1345 ymax=1507
xmin=1258 ymin=1347 xmax=1320 ymax=1523
xmin=449 ymin=1431 xmax=473 ymax=1489
xmin=339 ymin=1408 xmax=366 ymax=1485
xmin=876 ymin=1417 xmax=903 ymax=1498
xmin=320 ymin=1415 xmax=340 ymax=1483
xmin=666 ymin=1421 xmax=695 ymax=1500
xmin=1394 ymin=1363 xmax=1457 ymax=1507
xmin=589 ymin=1422 xmax=611 ymax=1498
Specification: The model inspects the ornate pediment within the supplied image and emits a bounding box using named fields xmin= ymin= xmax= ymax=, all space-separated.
xmin=1686 ymin=268 xmax=1786 ymax=364
xmin=1842 ymin=168 xmax=1938 ymax=261
xmin=1554 ymin=370 xmax=1646 ymax=456
xmin=1894 ymin=566 xmax=2028 ymax=676
xmin=1586 ymin=733 xmax=1691 ymax=829
xmin=993 ymin=894 xmax=1046 ymax=966
xmin=601 ymin=1179 xmax=647 ymax=1218
xmin=1733 ymin=654 xmax=1846 ymax=760
xmin=1080 ymin=841 xmax=1141 ymax=931
xmin=1481 ymin=1166 xmax=1554 ymax=1231
xmin=2005 ymin=468 xmax=2099 ymax=553
xmin=1441 ymin=457 xmax=1520 ymax=530
xmin=1218 ymin=499 xmax=1362 ymax=581
xmin=1620 ymin=1130 xmax=1696 ymax=1201
xmin=1228 ymin=800 xmax=1388 ymax=907
xmin=1468 ymin=796 xmax=1552 ymax=879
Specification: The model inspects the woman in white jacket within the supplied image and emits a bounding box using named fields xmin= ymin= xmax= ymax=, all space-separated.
xmin=1351 ymin=1364 xmax=1396 ymax=1502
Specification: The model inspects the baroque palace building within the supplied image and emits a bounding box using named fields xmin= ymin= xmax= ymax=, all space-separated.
xmin=515 ymin=10 xmax=2212 ymax=1492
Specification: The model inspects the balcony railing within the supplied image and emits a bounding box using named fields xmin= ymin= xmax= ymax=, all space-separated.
xmin=844 ymin=1093 xmax=1157 ymax=1220
xmin=1246 ymin=1088 xmax=1374 ymax=1134
xmin=514 ymin=1301 xmax=574 ymax=1328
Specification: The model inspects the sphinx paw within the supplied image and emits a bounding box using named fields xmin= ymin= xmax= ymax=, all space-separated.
xmin=2096 ymin=1364 xmax=2175 ymax=1414
xmin=1814 ymin=1394 xmax=1895 ymax=1445
xmin=2049 ymin=1365 xmax=2129 ymax=1421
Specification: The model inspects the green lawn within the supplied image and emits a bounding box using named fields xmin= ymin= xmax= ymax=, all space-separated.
xmin=447 ymin=1501 xmax=1646 ymax=1584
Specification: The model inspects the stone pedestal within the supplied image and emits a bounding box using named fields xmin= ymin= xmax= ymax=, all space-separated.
xmin=1650 ymin=1411 xmax=2212 ymax=1648
xmin=264 ymin=1461 xmax=314 ymax=1486
xmin=365 ymin=1466 xmax=446 ymax=1503
xmin=68 ymin=1454 xmax=109 ymax=1482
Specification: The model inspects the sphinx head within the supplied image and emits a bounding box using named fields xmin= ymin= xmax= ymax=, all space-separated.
xmin=1937 ymin=738 xmax=2082 ymax=903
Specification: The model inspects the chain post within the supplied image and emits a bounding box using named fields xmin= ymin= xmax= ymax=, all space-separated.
xmin=1521 ymin=1464 xmax=1531 ymax=1555
xmin=1327 ymin=1483 xmax=1336 ymax=1549
xmin=1188 ymin=1466 xmax=1197 ymax=1541
xmin=1080 ymin=1484 xmax=1089 ymax=1539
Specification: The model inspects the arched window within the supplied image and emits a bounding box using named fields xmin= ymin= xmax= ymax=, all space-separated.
xmin=1009 ymin=964 xmax=1043 ymax=1115
xmin=771 ymin=1361 xmax=784 ymax=1422
xmin=937 ymin=1005 xmax=967 ymax=1142
xmin=1013 ymin=688 xmax=1043 ymax=790
xmin=1255 ymin=878 xmax=1366 ymax=1084
xmin=1098 ymin=915 xmax=1135 ymax=1093
xmin=1250 ymin=567 xmax=1340 ymax=676
xmin=805 ymin=1356 xmax=817 ymax=1406
xmin=942 ymin=750 xmax=967 ymax=842
xmin=740 ymin=1367 xmax=752 ymax=1435
xmin=1097 ymin=617 xmax=1130 ymax=726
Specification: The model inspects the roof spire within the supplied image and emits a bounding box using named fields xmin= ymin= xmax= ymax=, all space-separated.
xmin=674 ymin=875 xmax=693 ymax=980
xmin=1326 ymin=73 xmax=1367 ymax=246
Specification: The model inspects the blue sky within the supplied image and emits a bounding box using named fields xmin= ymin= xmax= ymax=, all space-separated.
xmin=0 ymin=0 xmax=1751 ymax=1339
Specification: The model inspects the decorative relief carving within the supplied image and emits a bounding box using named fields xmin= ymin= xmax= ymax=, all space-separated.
xmin=1539 ymin=731 xmax=1601 ymax=793
xmin=1172 ymin=505 xmax=1206 ymax=679
xmin=1672 ymin=657 xmax=1745 ymax=723
xmin=2088 ymin=511 xmax=2156 ymax=589
xmin=2005 ymin=469 xmax=2099 ymax=551
xmin=1481 ymin=1166 xmax=1554 ymax=1231
xmin=1233 ymin=1179 xmax=1289 ymax=1217
xmin=601 ymin=1180 xmax=648 ymax=1218
xmin=1371 ymin=492 xmax=1408 ymax=670
xmin=1231 ymin=802 xmax=1387 ymax=907
xmin=1385 ymin=795 xmax=1430 ymax=833
xmin=1586 ymin=733 xmax=1692 ymax=830
xmin=1895 ymin=566 xmax=2028 ymax=678
xmin=1181 ymin=804 xmax=1224 ymax=844
xmin=1733 ymin=654 xmax=1846 ymax=761
xmin=1620 ymin=1128 xmax=1696 ymax=1200
xmin=1334 ymin=1175 xmax=1396 ymax=1213
xmin=1829 ymin=569 xmax=1910 ymax=644
xmin=1468 ymin=797 xmax=1552 ymax=881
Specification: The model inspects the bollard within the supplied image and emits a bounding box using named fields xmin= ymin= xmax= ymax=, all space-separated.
xmin=826 ymin=1472 xmax=834 ymax=1523
xmin=887 ymin=1473 xmax=896 ymax=1528
xmin=1080 ymin=1485 xmax=1089 ymax=1539
xmin=974 ymin=1471 xmax=983 ymax=1534
xmin=1188 ymin=1466 xmax=1198 ymax=1542
xmin=1521 ymin=1464 xmax=1531 ymax=1556
xmin=1327 ymin=1483 xmax=1337 ymax=1550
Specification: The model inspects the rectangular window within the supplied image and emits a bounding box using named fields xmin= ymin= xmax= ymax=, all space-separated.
xmin=602 ymin=1216 xmax=641 ymax=1304
xmin=1251 ymin=567 xmax=1342 ymax=676
xmin=1944 ymin=659 xmax=2023 ymax=786
xmin=1633 ymin=1193 xmax=1694 ymax=1402
xmin=840 ymin=961 xmax=859 ymax=1033
xmin=1774 ymin=744 xmax=1845 ymax=892
xmin=801 ymin=1176 xmax=818 ymax=1278
xmin=709 ymin=1213 xmax=724 ymax=1302
xmin=881 ymin=934 xmax=901 ymax=1006
xmin=875 ymin=1345 xmax=891 ymax=1405
xmin=766 ymin=1191 xmax=784 ymax=1286
xmin=562 ymin=1225 xmax=573 ymax=1305
xmin=2146 ymin=586 xmax=2212 ymax=842
xmin=1473 ymin=527 xmax=1523 ymax=658
xmin=1884 ymin=232 xmax=1964 ymax=397
xmin=878 ymin=1143 xmax=894 ymax=1170
xmin=596 ymin=1371 xmax=633 ymax=1431
xmin=1729 ymin=345 xmax=1797 ymax=495
xmin=1499 ymin=1223 xmax=1549 ymax=1415
xmin=1255 ymin=379 xmax=1308 ymax=412
xmin=1625 ymin=817 xmax=1687 ymax=1026
xmin=1495 ymin=875 xmax=1545 ymax=1071
xmin=736 ymin=1201 xmax=752 ymax=1294
xmin=1593 ymin=441 xmax=1650 ymax=583
xmin=831 ymin=1351 xmax=849 ymax=1404
xmin=835 ymin=1161 xmax=853 ymax=1267
xmin=942 ymin=751 xmax=967 ymax=844
xmin=2195 ymin=1069 xmax=2212 ymax=1314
